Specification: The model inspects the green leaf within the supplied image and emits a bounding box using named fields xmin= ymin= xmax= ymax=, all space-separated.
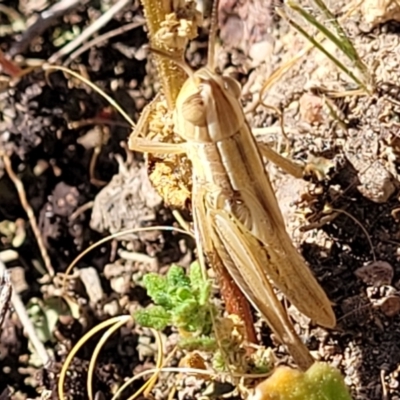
xmin=142 ymin=273 xmax=171 ymax=308
xmin=138 ymin=262 xmax=213 ymax=336
xmin=212 ymin=350 xmax=227 ymax=372
xmin=134 ymin=306 xmax=171 ymax=331
xmin=305 ymin=362 xmax=353 ymax=400
xmin=189 ymin=261 xmax=211 ymax=306
xmin=175 ymin=287 xmax=194 ymax=302
xmin=178 ymin=336 xmax=217 ymax=351
xmin=27 ymin=297 xmax=71 ymax=344
xmin=178 ymin=305 xmax=212 ymax=333
xmin=198 ymin=282 xmax=211 ymax=306
xmin=173 ymin=298 xmax=199 ymax=329
xmin=189 ymin=261 xmax=203 ymax=290
xmin=167 ymin=265 xmax=190 ymax=288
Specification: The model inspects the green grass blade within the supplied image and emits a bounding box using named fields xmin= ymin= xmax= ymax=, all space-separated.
xmin=311 ymin=0 xmax=370 ymax=79
xmin=279 ymin=4 xmax=370 ymax=93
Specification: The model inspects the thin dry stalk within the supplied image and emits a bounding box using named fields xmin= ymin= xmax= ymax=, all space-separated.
xmin=1 ymin=153 xmax=54 ymax=276
xmin=58 ymin=315 xmax=132 ymax=400
xmin=0 ymin=3 xmax=24 ymax=28
xmin=69 ymin=200 xmax=94 ymax=221
xmin=0 ymin=265 xmax=11 ymax=329
xmin=276 ymin=5 xmax=369 ymax=92
xmin=328 ymin=207 xmax=376 ymax=262
xmin=259 ymin=1 xmax=370 ymax=106
xmin=0 ymin=260 xmax=51 ymax=366
xmin=89 ymin=145 xmax=107 ymax=187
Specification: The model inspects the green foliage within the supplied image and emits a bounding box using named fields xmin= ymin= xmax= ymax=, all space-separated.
xmin=178 ymin=336 xmax=217 ymax=352
xmin=26 ymin=297 xmax=72 ymax=367
xmin=134 ymin=305 xmax=170 ymax=331
xmin=254 ymin=362 xmax=352 ymax=400
xmin=135 ymin=262 xmax=213 ymax=336
xmin=135 ymin=262 xmax=275 ymax=375
xmin=27 ymin=297 xmax=71 ymax=344
xmin=212 ymin=350 xmax=227 ymax=372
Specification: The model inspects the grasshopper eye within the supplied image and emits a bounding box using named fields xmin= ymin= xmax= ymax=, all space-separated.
xmin=181 ymin=93 xmax=207 ymax=126
xmin=222 ymin=76 xmax=242 ymax=98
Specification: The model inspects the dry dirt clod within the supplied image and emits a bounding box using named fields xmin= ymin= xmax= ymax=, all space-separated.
xmin=178 ymin=352 xmax=208 ymax=379
xmin=354 ymin=260 xmax=394 ymax=286
xmin=376 ymin=295 xmax=400 ymax=317
xmin=90 ymin=155 xmax=162 ymax=238
xmin=360 ymin=0 xmax=400 ymax=27
xmin=299 ymin=93 xmax=324 ymax=124
xmin=218 ymin=0 xmax=273 ymax=57
xmin=344 ymin=155 xmax=396 ymax=203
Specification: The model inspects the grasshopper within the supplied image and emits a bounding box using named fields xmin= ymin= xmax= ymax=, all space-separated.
xmin=129 ymin=0 xmax=335 ymax=370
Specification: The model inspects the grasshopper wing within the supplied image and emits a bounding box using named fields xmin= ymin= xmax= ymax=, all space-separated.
xmin=234 ymin=133 xmax=336 ymax=328
xmin=209 ymin=208 xmax=314 ymax=370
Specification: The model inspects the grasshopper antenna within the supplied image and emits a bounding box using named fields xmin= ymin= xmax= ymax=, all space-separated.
xmin=207 ymin=0 xmax=220 ymax=72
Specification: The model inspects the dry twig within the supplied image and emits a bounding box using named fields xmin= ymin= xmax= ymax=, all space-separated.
xmin=1 ymin=153 xmax=54 ymax=276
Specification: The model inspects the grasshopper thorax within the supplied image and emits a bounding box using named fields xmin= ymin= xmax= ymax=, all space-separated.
xmin=174 ymin=67 xmax=246 ymax=143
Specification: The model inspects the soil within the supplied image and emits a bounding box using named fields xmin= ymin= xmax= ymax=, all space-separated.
xmin=1 ymin=0 xmax=400 ymax=399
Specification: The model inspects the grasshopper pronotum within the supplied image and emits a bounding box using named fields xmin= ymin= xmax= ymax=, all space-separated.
xmin=129 ymin=1 xmax=335 ymax=370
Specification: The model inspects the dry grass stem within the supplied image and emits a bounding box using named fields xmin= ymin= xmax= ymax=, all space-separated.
xmin=276 ymin=5 xmax=370 ymax=93
xmin=1 ymin=153 xmax=54 ymax=276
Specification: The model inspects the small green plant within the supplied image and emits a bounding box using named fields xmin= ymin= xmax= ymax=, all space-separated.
xmin=135 ymin=262 xmax=275 ymax=374
xmin=250 ymin=362 xmax=353 ymax=400
xmin=135 ymin=262 xmax=214 ymax=346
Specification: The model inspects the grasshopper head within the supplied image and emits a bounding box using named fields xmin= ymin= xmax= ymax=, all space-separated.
xmin=174 ymin=67 xmax=245 ymax=143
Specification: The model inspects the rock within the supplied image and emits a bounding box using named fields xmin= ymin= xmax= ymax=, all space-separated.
xmin=103 ymin=261 xmax=133 ymax=295
xmin=354 ymin=260 xmax=394 ymax=286
xmin=79 ymin=267 xmax=104 ymax=305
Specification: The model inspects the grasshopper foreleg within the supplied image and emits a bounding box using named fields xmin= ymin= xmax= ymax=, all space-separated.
xmin=129 ymin=137 xmax=186 ymax=155
xmin=258 ymin=142 xmax=304 ymax=179
xmin=258 ymin=142 xmax=335 ymax=181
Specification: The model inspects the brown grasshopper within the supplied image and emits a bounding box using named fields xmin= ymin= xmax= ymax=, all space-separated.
xmin=130 ymin=0 xmax=336 ymax=370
